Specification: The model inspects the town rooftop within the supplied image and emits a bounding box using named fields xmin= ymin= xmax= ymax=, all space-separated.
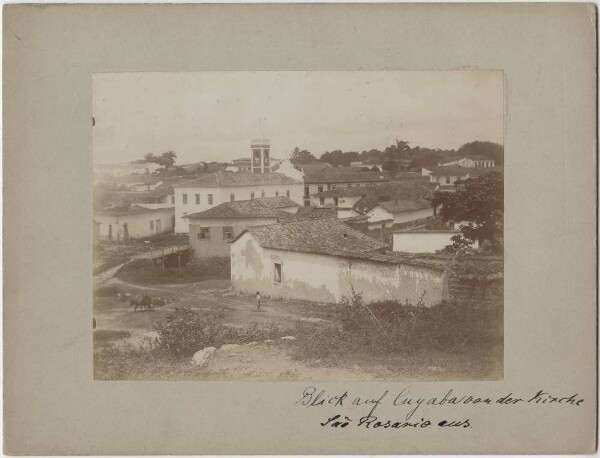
xmin=185 ymin=196 xmax=298 ymax=219
xmin=173 ymin=172 xmax=302 ymax=188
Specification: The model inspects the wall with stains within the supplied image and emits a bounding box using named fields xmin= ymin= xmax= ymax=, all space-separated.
xmin=189 ymin=216 xmax=278 ymax=258
xmin=231 ymin=232 xmax=448 ymax=306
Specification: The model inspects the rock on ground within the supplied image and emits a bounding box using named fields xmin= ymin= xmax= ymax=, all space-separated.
xmin=191 ymin=347 xmax=217 ymax=367
xmin=280 ymin=336 xmax=296 ymax=341
xmin=220 ymin=344 xmax=241 ymax=351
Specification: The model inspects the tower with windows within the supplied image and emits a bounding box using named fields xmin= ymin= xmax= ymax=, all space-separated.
xmin=250 ymin=139 xmax=270 ymax=174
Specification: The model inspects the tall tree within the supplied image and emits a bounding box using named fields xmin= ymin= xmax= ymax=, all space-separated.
xmin=158 ymin=150 xmax=177 ymax=169
xmin=290 ymin=147 xmax=316 ymax=164
xmin=432 ymin=172 xmax=503 ymax=252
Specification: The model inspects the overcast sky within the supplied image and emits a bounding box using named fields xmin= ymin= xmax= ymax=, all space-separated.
xmin=93 ymin=71 xmax=503 ymax=165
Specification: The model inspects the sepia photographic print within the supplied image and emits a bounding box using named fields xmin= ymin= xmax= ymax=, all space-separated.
xmin=92 ymin=71 xmax=504 ymax=381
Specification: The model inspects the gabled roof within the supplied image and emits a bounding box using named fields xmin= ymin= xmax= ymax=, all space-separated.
xmin=174 ymin=172 xmax=302 ymax=188
xmin=304 ymin=169 xmax=389 ymax=184
xmin=277 ymin=206 xmax=338 ymax=222
xmin=185 ymin=196 xmax=298 ymax=219
xmin=373 ymin=199 xmax=432 ymax=214
xmin=231 ymin=218 xmax=451 ymax=270
xmin=351 ymin=182 xmax=436 ymax=214
xmin=232 ymin=218 xmax=387 ymax=256
xmin=94 ymin=204 xmax=174 ymax=217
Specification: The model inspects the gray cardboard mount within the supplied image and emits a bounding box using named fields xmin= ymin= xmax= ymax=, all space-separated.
xmin=3 ymin=3 xmax=597 ymax=455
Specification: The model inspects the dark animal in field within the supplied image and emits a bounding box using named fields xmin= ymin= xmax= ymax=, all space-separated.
xmin=130 ymin=294 xmax=152 ymax=312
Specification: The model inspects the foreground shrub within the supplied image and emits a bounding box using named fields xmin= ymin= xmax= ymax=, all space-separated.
xmin=152 ymin=307 xmax=284 ymax=357
xmin=293 ymin=289 xmax=502 ymax=361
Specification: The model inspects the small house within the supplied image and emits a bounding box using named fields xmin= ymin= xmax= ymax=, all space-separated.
xmin=364 ymin=199 xmax=434 ymax=229
xmin=185 ymin=197 xmax=299 ymax=258
xmin=230 ymin=218 xmax=449 ymax=306
xmin=94 ymin=205 xmax=175 ymax=241
xmin=438 ymin=156 xmax=495 ymax=169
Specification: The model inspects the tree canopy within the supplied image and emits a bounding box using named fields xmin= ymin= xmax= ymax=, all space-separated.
xmin=432 ymin=172 xmax=503 ymax=252
xmin=317 ymin=140 xmax=503 ymax=169
xmin=143 ymin=151 xmax=177 ymax=169
xmin=289 ymin=147 xmax=317 ymax=164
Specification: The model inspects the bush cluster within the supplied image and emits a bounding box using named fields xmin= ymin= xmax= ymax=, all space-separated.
xmin=151 ymin=307 xmax=282 ymax=357
xmin=294 ymin=290 xmax=502 ymax=361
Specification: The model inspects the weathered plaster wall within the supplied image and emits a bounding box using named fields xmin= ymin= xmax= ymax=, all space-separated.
xmin=189 ymin=217 xmax=278 ymax=258
xmin=367 ymin=206 xmax=433 ymax=226
xmin=231 ymin=233 xmax=340 ymax=303
xmin=231 ymin=233 xmax=448 ymax=306
xmin=95 ymin=208 xmax=175 ymax=240
xmin=337 ymin=258 xmax=446 ymax=306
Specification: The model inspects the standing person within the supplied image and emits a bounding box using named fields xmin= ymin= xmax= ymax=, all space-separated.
xmin=256 ymin=291 xmax=261 ymax=311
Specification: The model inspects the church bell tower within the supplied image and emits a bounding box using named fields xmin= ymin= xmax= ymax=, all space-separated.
xmin=250 ymin=139 xmax=270 ymax=174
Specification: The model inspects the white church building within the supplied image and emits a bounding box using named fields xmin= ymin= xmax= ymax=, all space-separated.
xmin=173 ymin=139 xmax=304 ymax=233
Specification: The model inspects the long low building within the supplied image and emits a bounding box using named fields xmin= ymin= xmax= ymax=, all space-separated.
xmin=173 ymin=171 xmax=304 ymax=233
xmin=94 ymin=205 xmax=175 ymax=241
xmin=185 ymin=196 xmax=299 ymax=258
xmin=229 ymin=218 xmax=449 ymax=306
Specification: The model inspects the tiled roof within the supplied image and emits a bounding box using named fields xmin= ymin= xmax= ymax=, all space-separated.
xmin=351 ymin=182 xmax=436 ymax=213
xmin=376 ymin=199 xmax=432 ymax=214
xmin=304 ymin=169 xmax=389 ymax=184
xmin=174 ymin=172 xmax=302 ymax=188
xmin=277 ymin=206 xmax=338 ymax=222
xmin=233 ymin=218 xmax=450 ymax=270
xmin=94 ymin=204 xmax=174 ymax=217
xmin=237 ymin=218 xmax=388 ymax=256
xmin=185 ymin=197 xmax=298 ymax=219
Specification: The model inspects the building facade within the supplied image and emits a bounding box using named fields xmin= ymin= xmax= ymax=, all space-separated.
xmin=94 ymin=205 xmax=175 ymax=241
xmin=185 ymin=197 xmax=299 ymax=258
xmin=173 ymin=173 xmax=303 ymax=232
xmin=365 ymin=201 xmax=434 ymax=228
xmin=230 ymin=219 xmax=448 ymax=306
xmin=438 ymin=156 xmax=495 ymax=168
xmin=303 ymin=170 xmax=389 ymax=206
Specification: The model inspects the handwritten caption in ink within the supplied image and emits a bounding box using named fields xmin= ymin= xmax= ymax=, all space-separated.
xmin=297 ymin=386 xmax=585 ymax=430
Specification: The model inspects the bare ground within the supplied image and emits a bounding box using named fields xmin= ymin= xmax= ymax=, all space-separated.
xmin=93 ymin=276 xmax=502 ymax=381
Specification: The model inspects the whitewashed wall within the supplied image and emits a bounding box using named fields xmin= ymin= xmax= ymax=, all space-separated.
xmin=174 ymin=183 xmax=304 ymax=232
xmin=95 ymin=207 xmax=175 ymax=240
xmin=231 ymin=232 xmax=448 ymax=306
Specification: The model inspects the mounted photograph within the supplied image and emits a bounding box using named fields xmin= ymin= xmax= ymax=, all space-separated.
xmin=92 ymin=71 xmax=504 ymax=381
